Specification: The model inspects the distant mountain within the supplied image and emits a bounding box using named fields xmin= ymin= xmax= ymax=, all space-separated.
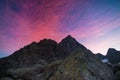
xmin=95 ymin=48 xmax=120 ymax=80
xmin=0 ymin=35 xmax=118 ymax=80
xmin=96 ymin=48 xmax=120 ymax=64
xmin=106 ymin=48 xmax=120 ymax=64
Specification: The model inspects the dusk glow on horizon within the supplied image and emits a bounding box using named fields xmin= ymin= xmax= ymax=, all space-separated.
xmin=0 ymin=0 xmax=120 ymax=57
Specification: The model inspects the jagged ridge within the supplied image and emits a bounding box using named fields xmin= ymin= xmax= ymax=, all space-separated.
xmin=0 ymin=35 xmax=119 ymax=80
xmin=0 ymin=35 xmax=82 ymax=76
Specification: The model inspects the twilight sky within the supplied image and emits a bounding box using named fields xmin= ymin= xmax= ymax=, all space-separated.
xmin=0 ymin=0 xmax=120 ymax=58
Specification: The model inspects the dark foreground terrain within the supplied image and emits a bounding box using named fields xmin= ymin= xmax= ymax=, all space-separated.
xmin=0 ymin=35 xmax=120 ymax=80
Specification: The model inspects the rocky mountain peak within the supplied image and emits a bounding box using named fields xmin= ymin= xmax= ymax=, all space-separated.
xmin=107 ymin=48 xmax=117 ymax=54
xmin=106 ymin=48 xmax=120 ymax=64
xmin=59 ymin=35 xmax=85 ymax=49
xmin=60 ymin=35 xmax=79 ymax=44
xmin=56 ymin=35 xmax=85 ymax=59
xmin=63 ymin=35 xmax=74 ymax=40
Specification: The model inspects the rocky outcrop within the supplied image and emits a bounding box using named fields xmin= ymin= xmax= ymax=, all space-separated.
xmin=49 ymin=48 xmax=117 ymax=80
xmin=0 ymin=60 xmax=61 ymax=80
xmin=7 ymin=64 xmax=45 ymax=80
xmin=95 ymin=49 xmax=120 ymax=79
xmin=106 ymin=48 xmax=120 ymax=64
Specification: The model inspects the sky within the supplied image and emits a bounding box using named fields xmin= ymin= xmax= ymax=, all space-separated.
xmin=0 ymin=0 xmax=120 ymax=58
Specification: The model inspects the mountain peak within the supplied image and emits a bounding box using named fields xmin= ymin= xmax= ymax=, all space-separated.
xmin=65 ymin=35 xmax=73 ymax=39
xmin=62 ymin=35 xmax=75 ymax=41
xmin=108 ymin=48 xmax=117 ymax=52
xmin=56 ymin=35 xmax=86 ymax=59
xmin=61 ymin=35 xmax=85 ymax=48
xmin=59 ymin=35 xmax=79 ymax=45
xmin=107 ymin=48 xmax=117 ymax=55
xmin=106 ymin=48 xmax=120 ymax=64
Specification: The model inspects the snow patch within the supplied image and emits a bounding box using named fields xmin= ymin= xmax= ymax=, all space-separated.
xmin=101 ymin=59 xmax=109 ymax=63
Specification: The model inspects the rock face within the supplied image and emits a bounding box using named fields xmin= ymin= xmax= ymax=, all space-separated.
xmin=95 ymin=49 xmax=120 ymax=79
xmin=56 ymin=35 xmax=85 ymax=59
xmin=106 ymin=48 xmax=120 ymax=64
xmin=49 ymin=49 xmax=117 ymax=80
xmin=0 ymin=35 xmax=118 ymax=80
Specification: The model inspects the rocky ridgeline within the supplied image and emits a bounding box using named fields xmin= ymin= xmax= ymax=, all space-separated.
xmin=95 ymin=48 xmax=120 ymax=80
xmin=96 ymin=48 xmax=120 ymax=64
xmin=0 ymin=35 xmax=119 ymax=80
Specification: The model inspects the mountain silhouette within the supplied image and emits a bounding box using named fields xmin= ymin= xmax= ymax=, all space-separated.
xmin=0 ymin=35 xmax=119 ymax=80
xmin=106 ymin=48 xmax=120 ymax=64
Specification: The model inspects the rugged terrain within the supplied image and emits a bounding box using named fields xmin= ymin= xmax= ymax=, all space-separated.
xmin=0 ymin=35 xmax=119 ymax=80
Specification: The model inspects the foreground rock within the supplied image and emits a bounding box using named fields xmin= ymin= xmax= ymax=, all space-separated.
xmin=50 ymin=49 xmax=117 ymax=80
xmin=7 ymin=64 xmax=45 ymax=80
xmin=0 ymin=60 xmax=61 ymax=80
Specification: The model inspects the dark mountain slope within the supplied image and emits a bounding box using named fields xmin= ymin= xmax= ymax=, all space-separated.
xmin=56 ymin=35 xmax=86 ymax=59
xmin=0 ymin=35 xmax=118 ymax=80
xmin=0 ymin=35 xmax=82 ymax=77
xmin=106 ymin=48 xmax=120 ymax=64
xmin=50 ymin=48 xmax=117 ymax=80
xmin=95 ymin=53 xmax=106 ymax=60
